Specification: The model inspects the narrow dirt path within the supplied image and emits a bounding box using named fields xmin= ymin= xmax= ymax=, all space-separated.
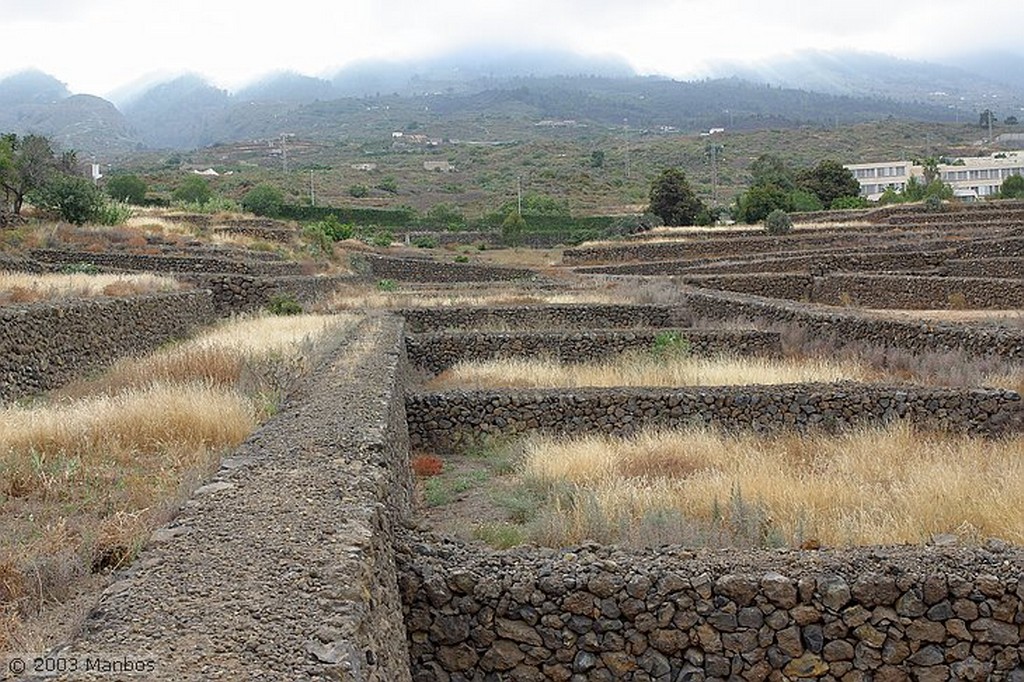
xmin=16 ymin=313 xmax=412 ymax=681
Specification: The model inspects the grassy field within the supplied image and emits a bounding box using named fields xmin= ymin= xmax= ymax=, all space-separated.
xmin=417 ymin=424 xmax=1024 ymax=550
xmin=0 ymin=313 xmax=350 ymax=652
xmin=0 ymin=271 xmax=184 ymax=305
xmin=425 ymin=353 xmax=877 ymax=390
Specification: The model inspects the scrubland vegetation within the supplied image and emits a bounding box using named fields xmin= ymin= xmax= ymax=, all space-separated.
xmin=420 ymin=424 xmax=1024 ymax=551
xmin=0 ymin=313 xmax=347 ymax=651
xmin=0 ymin=271 xmax=183 ymax=304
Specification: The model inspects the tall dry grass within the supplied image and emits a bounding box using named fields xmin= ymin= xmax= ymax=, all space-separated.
xmin=0 ymin=271 xmax=183 ymax=305
xmin=0 ymin=313 xmax=350 ymax=651
xmin=427 ymin=353 xmax=876 ymax=390
xmin=519 ymin=424 xmax=1024 ymax=549
xmin=323 ymin=283 xmax=624 ymax=311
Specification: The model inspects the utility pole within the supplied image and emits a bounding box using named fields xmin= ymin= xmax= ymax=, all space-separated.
xmin=623 ymin=118 xmax=631 ymax=181
xmin=281 ymin=134 xmax=289 ymax=173
xmin=517 ymin=175 xmax=522 ymax=216
xmin=309 ymin=169 xmax=315 ymax=207
xmin=707 ymin=144 xmax=723 ymax=208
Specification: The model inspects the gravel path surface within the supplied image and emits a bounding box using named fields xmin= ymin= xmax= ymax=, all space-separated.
xmin=19 ymin=313 xmax=413 ymax=681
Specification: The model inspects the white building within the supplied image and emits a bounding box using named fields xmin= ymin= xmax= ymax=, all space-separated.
xmin=845 ymin=151 xmax=1024 ymax=201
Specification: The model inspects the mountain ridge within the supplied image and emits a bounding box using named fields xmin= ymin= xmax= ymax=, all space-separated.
xmin=1 ymin=49 xmax=1020 ymax=156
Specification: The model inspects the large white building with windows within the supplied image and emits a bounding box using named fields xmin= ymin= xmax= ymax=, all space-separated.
xmin=845 ymin=151 xmax=1024 ymax=201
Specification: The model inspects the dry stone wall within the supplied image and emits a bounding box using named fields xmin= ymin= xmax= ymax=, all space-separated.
xmin=562 ymin=231 xmax=935 ymax=267
xmin=398 ymin=534 xmax=1024 ymax=681
xmin=679 ymin=287 xmax=1024 ymax=359
xmin=400 ymin=304 xmax=688 ymax=333
xmin=406 ymin=383 xmax=1021 ymax=451
xmin=0 ymin=291 xmax=216 ymax=402
xmin=675 ymin=274 xmax=1024 ymax=310
xmin=940 ymin=259 xmax=1024 ymax=279
xmin=355 ymin=254 xmax=537 ymax=283
xmin=29 ymin=248 xmax=304 ymax=276
xmin=955 ymin=238 xmax=1024 ymax=260
xmin=405 ymin=329 xmax=780 ymax=375
xmin=186 ymin=273 xmax=349 ymax=314
xmin=579 ymin=251 xmax=951 ymax=277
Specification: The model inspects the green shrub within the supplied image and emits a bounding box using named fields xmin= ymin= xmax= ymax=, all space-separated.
xmin=377 ymin=279 xmax=398 ymax=292
xmin=105 ymin=174 xmax=147 ymax=204
xmin=652 ymin=331 xmax=692 ymax=359
xmin=94 ymin=200 xmax=134 ymax=226
xmin=454 ymin=255 xmax=469 ymax=263
xmin=763 ymin=209 xmax=793 ymax=235
xmin=267 ymin=294 xmax=303 ymax=316
xmin=413 ymin=235 xmax=439 ymax=249
xmin=348 ymin=184 xmax=369 ymax=198
xmin=314 ymin=215 xmax=354 ymax=241
xmin=60 ymin=262 xmax=100 ymax=275
xmin=370 ymin=228 xmax=393 ymax=248
xmin=241 ymin=184 xmax=284 ymax=217
xmin=171 ymin=175 xmax=212 ymax=205
xmin=301 ymin=223 xmax=333 ymax=255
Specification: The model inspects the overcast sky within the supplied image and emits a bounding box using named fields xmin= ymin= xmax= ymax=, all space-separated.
xmin=4 ymin=0 xmax=1023 ymax=95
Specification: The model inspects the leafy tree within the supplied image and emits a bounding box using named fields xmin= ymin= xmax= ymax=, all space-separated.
xmin=797 ymin=159 xmax=861 ymax=207
xmin=736 ymin=184 xmax=790 ymax=223
xmin=749 ymin=154 xmax=796 ymax=192
xmin=648 ymin=168 xmax=706 ymax=226
xmin=501 ymin=211 xmax=526 ymax=246
xmin=172 ymin=175 xmax=212 ymax=205
xmin=32 ymin=174 xmax=106 ymax=225
xmin=105 ymin=174 xmax=147 ymax=204
xmin=348 ymin=184 xmax=369 ymax=198
xmin=241 ymin=183 xmax=284 ymax=216
xmin=979 ymin=110 xmax=997 ymax=128
xmin=789 ymin=189 xmax=823 ymax=212
xmin=0 ymin=133 xmax=59 ymax=215
xmin=1005 ymin=116 xmax=1019 ymax=126
xmin=590 ymin=150 xmax=605 ymax=168
xmin=1000 ymin=174 xmax=1024 ymax=199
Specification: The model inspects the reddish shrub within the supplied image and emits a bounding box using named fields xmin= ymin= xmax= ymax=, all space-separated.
xmin=411 ymin=454 xmax=443 ymax=477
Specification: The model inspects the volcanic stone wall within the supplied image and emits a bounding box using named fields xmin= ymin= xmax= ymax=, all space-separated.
xmin=398 ymin=535 xmax=1024 ymax=681
xmin=405 ymin=329 xmax=781 ymax=375
xmin=0 ymin=291 xmax=216 ymax=402
xmin=677 ymin=274 xmax=1024 ymax=310
xmin=187 ymin=274 xmax=349 ymax=314
xmin=562 ymin=231 xmax=928 ymax=267
xmin=579 ymin=251 xmax=951 ymax=277
xmin=941 ymin=259 xmax=1024 ymax=279
xmin=355 ymin=253 xmax=537 ymax=283
xmin=400 ymin=304 xmax=688 ymax=333
xmin=29 ymin=248 xmax=305 ymax=276
xmin=406 ymin=383 xmax=1021 ymax=451
xmin=955 ymin=237 xmax=1024 ymax=260
xmin=680 ymin=288 xmax=1024 ymax=359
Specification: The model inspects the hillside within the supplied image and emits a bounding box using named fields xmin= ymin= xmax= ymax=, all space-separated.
xmin=3 ymin=47 xmax=1021 ymax=158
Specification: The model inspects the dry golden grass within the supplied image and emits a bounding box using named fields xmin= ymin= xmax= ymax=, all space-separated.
xmin=0 ymin=312 xmax=351 ymax=651
xmin=427 ymin=353 xmax=876 ymax=390
xmin=520 ymin=423 xmax=1024 ymax=548
xmin=322 ymin=282 xmax=623 ymax=311
xmin=0 ymin=271 xmax=183 ymax=305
